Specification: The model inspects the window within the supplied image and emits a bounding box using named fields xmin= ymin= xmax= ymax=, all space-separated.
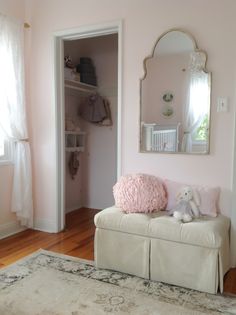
xmin=0 ymin=128 xmax=12 ymax=163
xmin=193 ymin=114 xmax=209 ymax=142
xmin=0 ymin=135 xmax=4 ymax=156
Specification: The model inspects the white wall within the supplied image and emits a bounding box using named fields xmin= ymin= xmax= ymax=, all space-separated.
xmin=27 ymin=0 xmax=236 ymax=229
xmin=64 ymin=34 xmax=118 ymax=211
xmin=0 ymin=0 xmax=27 ymax=237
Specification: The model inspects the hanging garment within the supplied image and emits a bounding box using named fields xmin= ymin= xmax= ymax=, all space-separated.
xmin=79 ymin=93 xmax=107 ymax=123
xmin=98 ymin=99 xmax=112 ymax=126
xmin=68 ymin=151 xmax=80 ymax=180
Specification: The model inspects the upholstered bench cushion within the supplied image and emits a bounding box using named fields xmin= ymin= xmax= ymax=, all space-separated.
xmin=149 ymin=214 xmax=230 ymax=248
xmin=94 ymin=206 xmax=230 ymax=248
xmin=95 ymin=206 xmax=160 ymax=237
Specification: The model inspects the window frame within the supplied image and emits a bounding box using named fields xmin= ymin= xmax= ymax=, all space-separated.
xmin=191 ymin=138 xmax=207 ymax=146
xmin=192 ymin=114 xmax=209 ymax=144
xmin=0 ymin=137 xmax=14 ymax=165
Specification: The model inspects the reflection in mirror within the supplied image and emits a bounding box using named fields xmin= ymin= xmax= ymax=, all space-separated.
xmin=140 ymin=30 xmax=211 ymax=154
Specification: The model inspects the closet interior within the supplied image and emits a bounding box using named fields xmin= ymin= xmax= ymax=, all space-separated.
xmin=63 ymin=34 xmax=118 ymax=216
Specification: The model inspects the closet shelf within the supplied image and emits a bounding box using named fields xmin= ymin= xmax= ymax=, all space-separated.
xmin=65 ymin=131 xmax=86 ymax=135
xmin=65 ymin=131 xmax=86 ymax=153
xmin=65 ymin=147 xmax=84 ymax=153
xmin=65 ymin=79 xmax=97 ymax=93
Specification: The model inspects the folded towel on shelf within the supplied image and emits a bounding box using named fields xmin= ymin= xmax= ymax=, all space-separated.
xmin=64 ymin=67 xmax=76 ymax=80
xmin=74 ymin=73 xmax=81 ymax=82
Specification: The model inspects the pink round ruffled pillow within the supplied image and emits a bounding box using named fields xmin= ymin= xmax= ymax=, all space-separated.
xmin=113 ymin=173 xmax=167 ymax=213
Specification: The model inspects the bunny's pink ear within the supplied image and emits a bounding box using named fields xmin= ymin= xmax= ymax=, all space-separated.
xmin=192 ymin=189 xmax=200 ymax=206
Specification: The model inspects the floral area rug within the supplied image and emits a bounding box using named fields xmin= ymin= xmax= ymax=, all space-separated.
xmin=0 ymin=250 xmax=236 ymax=315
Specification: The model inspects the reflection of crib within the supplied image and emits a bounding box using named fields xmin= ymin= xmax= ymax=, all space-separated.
xmin=143 ymin=123 xmax=180 ymax=152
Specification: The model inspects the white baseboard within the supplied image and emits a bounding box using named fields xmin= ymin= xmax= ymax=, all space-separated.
xmin=0 ymin=221 xmax=26 ymax=240
xmin=34 ymin=218 xmax=58 ymax=233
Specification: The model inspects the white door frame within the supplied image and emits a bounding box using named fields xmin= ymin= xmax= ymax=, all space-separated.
xmin=53 ymin=20 xmax=123 ymax=231
xmin=231 ymin=112 xmax=236 ymax=267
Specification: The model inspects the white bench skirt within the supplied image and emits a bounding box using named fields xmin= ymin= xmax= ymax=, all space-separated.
xmin=94 ymin=207 xmax=230 ymax=294
xmin=95 ymin=229 xmax=150 ymax=278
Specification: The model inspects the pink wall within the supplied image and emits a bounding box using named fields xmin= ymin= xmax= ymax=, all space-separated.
xmin=0 ymin=165 xmax=15 ymax=225
xmin=0 ymin=0 xmax=25 ymax=19
xmin=27 ymin=0 xmax=236 ymax=228
xmin=0 ymin=0 xmax=26 ymax=227
xmin=142 ymin=53 xmax=189 ymax=145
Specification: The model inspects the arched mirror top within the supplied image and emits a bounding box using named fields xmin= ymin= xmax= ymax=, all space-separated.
xmin=141 ymin=29 xmax=209 ymax=81
xmin=140 ymin=29 xmax=211 ymax=154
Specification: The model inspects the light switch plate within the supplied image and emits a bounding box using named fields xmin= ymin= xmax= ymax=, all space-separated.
xmin=217 ymin=97 xmax=229 ymax=112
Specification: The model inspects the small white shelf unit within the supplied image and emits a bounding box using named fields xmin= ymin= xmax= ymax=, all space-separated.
xmin=65 ymin=131 xmax=86 ymax=152
xmin=65 ymin=79 xmax=97 ymax=93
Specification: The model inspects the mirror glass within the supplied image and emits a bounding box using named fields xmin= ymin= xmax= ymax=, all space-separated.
xmin=140 ymin=30 xmax=211 ymax=154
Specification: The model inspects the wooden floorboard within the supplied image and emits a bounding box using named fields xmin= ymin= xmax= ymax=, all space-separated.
xmin=223 ymin=269 xmax=236 ymax=294
xmin=0 ymin=208 xmax=98 ymax=266
xmin=0 ymin=207 xmax=236 ymax=295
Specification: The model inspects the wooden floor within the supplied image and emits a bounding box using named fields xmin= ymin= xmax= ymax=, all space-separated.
xmin=0 ymin=208 xmax=98 ymax=267
xmin=0 ymin=207 xmax=236 ymax=295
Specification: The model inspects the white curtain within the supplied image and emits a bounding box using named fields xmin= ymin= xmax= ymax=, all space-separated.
xmin=0 ymin=14 xmax=33 ymax=227
xmin=181 ymin=52 xmax=210 ymax=153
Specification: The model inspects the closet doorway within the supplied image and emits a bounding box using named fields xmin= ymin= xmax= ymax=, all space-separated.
xmin=54 ymin=22 xmax=122 ymax=231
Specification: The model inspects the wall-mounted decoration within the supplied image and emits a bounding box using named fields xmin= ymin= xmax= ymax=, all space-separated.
xmin=161 ymin=104 xmax=174 ymax=118
xmin=162 ymin=92 xmax=174 ymax=103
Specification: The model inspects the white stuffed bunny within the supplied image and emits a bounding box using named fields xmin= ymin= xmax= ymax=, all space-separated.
xmin=170 ymin=186 xmax=201 ymax=223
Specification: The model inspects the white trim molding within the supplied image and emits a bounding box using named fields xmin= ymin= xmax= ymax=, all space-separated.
xmin=230 ymin=111 xmax=236 ymax=267
xmin=0 ymin=221 xmax=26 ymax=240
xmin=53 ymin=20 xmax=121 ymax=40
xmin=53 ymin=20 xmax=123 ymax=233
xmin=34 ymin=218 xmax=58 ymax=233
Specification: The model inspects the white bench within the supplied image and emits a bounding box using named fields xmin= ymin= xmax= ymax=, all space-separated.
xmin=94 ymin=206 xmax=230 ymax=294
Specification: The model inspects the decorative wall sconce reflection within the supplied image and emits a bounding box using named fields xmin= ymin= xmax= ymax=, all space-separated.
xmin=161 ymin=104 xmax=174 ymax=118
xmin=162 ymin=91 xmax=174 ymax=103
